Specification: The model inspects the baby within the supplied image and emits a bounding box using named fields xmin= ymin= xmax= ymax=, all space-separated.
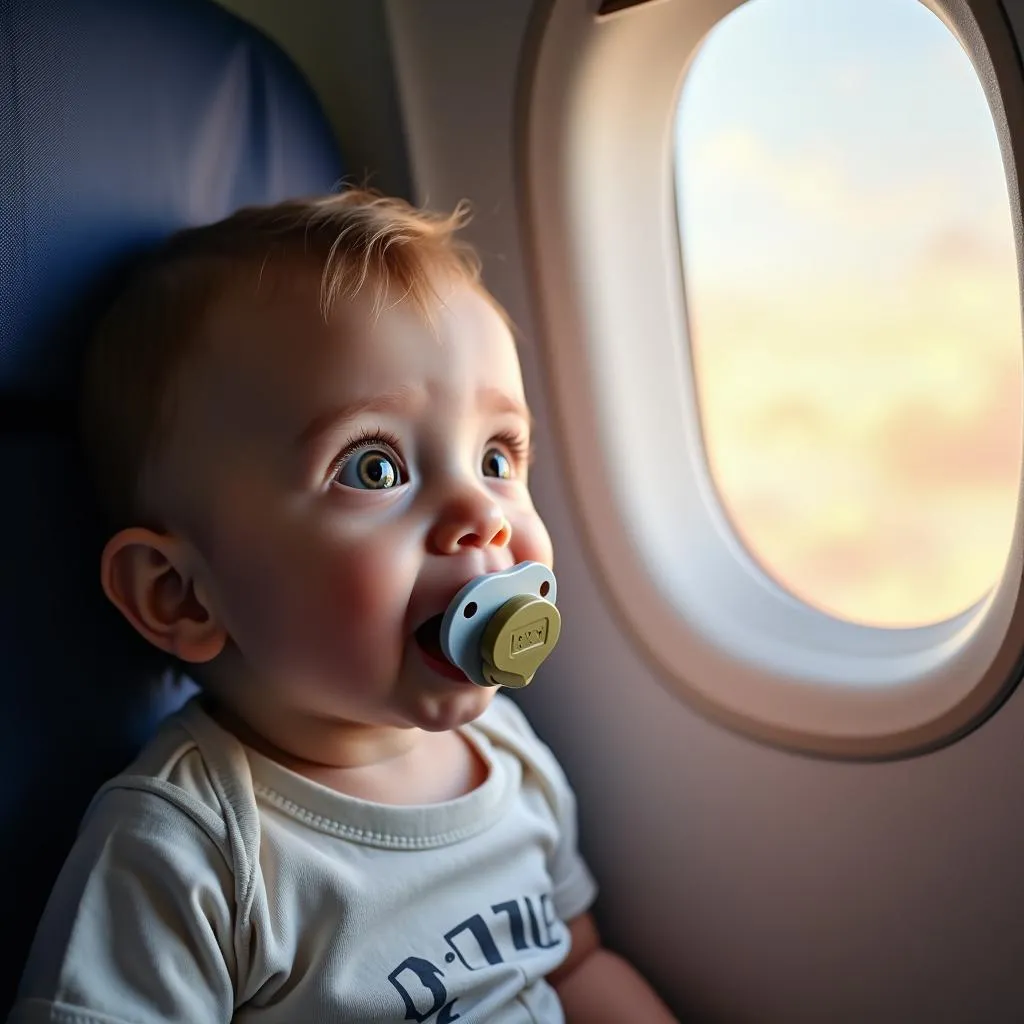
xmin=10 ymin=190 xmax=677 ymax=1023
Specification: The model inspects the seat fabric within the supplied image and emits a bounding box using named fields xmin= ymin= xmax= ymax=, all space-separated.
xmin=0 ymin=0 xmax=342 ymax=1009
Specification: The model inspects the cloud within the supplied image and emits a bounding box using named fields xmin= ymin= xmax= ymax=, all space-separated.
xmin=690 ymin=321 xmax=1021 ymax=626
xmin=873 ymin=362 xmax=1022 ymax=490
xmin=686 ymin=129 xmax=957 ymax=233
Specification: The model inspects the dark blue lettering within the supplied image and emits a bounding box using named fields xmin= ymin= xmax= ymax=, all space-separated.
xmin=388 ymin=957 xmax=451 ymax=1022
xmin=540 ymin=893 xmax=560 ymax=948
xmin=444 ymin=913 xmax=504 ymax=970
xmin=525 ymin=895 xmax=560 ymax=949
xmin=491 ymin=900 xmax=529 ymax=951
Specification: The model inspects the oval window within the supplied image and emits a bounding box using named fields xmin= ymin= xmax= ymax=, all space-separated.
xmin=676 ymin=0 xmax=1022 ymax=628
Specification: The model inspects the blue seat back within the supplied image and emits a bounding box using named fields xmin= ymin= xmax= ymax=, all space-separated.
xmin=0 ymin=0 xmax=342 ymax=1008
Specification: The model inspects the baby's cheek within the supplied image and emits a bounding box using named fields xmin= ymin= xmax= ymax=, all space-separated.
xmin=512 ymin=512 xmax=555 ymax=569
xmin=314 ymin=534 xmax=418 ymax=655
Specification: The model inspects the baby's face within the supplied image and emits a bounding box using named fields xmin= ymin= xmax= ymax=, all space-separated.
xmin=156 ymin=271 xmax=552 ymax=733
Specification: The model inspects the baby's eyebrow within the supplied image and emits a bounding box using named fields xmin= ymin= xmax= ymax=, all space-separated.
xmin=478 ymin=386 xmax=533 ymax=430
xmin=295 ymin=385 xmax=426 ymax=447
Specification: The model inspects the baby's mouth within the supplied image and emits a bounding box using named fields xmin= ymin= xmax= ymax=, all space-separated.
xmin=414 ymin=613 xmax=446 ymax=662
xmin=414 ymin=613 xmax=470 ymax=682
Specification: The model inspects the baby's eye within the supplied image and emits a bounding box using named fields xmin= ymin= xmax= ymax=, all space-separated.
xmin=482 ymin=447 xmax=512 ymax=480
xmin=334 ymin=447 xmax=402 ymax=490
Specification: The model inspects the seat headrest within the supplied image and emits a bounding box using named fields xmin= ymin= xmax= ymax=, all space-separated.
xmin=1 ymin=0 xmax=342 ymax=406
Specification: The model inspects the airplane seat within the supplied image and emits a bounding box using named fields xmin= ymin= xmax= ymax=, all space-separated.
xmin=0 ymin=0 xmax=343 ymax=1009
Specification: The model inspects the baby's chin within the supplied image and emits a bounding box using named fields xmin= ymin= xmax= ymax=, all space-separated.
xmin=404 ymin=685 xmax=498 ymax=733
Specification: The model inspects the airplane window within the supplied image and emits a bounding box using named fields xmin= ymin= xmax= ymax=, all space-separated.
xmin=525 ymin=0 xmax=1024 ymax=754
xmin=675 ymin=0 xmax=1022 ymax=629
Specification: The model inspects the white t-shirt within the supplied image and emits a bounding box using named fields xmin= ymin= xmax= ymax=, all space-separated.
xmin=11 ymin=694 xmax=597 ymax=1024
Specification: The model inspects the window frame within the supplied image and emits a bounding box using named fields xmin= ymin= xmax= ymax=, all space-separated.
xmin=518 ymin=0 xmax=1024 ymax=758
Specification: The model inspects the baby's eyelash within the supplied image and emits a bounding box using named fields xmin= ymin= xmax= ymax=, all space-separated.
xmin=492 ymin=430 xmax=534 ymax=466
xmin=329 ymin=427 xmax=403 ymax=476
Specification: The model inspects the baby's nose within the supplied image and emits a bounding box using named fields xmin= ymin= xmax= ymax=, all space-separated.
xmin=429 ymin=489 xmax=511 ymax=554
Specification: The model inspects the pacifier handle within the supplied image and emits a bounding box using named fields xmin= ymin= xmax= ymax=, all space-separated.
xmin=439 ymin=562 xmax=562 ymax=688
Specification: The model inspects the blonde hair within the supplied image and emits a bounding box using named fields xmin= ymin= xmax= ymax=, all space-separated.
xmin=81 ymin=189 xmax=481 ymax=529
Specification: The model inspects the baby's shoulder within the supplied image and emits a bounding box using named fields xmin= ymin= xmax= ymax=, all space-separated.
xmin=85 ymin=697 xmax=255 ymax=862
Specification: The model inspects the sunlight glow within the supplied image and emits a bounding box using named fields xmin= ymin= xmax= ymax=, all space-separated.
xmin=675 ymin=0 xmax=1022 ymax=628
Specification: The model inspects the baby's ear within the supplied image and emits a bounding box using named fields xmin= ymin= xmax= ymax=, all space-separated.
xmin=100 ymin=527 xmax=226 ymax=664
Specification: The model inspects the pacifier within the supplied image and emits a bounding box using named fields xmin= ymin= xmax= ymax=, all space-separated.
xmin=439 ymin=561 xmax=561 ymax=688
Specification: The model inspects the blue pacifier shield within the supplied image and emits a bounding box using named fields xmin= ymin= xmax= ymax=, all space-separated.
xmin=439 ymin=561 xmax=559 ymax=687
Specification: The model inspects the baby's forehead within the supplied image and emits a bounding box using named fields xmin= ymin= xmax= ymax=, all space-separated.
xmin=185 ymin=269 xmax=524 ymax=430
